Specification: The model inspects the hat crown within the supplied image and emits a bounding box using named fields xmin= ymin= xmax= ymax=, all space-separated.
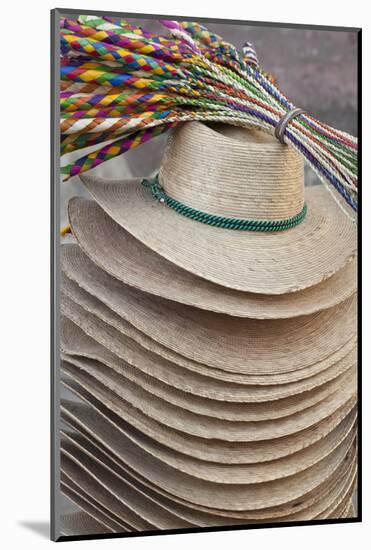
xmin=159 ymin=121 xmax=304 ymax=220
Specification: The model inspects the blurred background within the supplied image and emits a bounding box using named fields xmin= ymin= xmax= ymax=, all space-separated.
xmin=60 ymin=18 xmax=358 ymax=228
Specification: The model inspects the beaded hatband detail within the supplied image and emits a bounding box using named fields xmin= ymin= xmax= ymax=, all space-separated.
xmin=142 ymin=176 xmax=307 ymax=232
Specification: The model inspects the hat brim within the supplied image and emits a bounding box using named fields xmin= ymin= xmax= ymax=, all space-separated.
xmin=80 ymin=175 xmax=357 ymax=294
xmin=60 ymin=437 xmax=356 ymax=524
xmin=61 ymin=285 xmax=356 ymax=384
xmin=321 ymin=471 xmax=357 ymax=519
xmin=61 ymin=442 xmax=159 ymax=531
xmin=61 ymin=358 xmax=355 ymax=445
xmin=60 ymin=362 xmax=356 ymax=466
xmin=61 ymin=375 xmax=356 ymax=469
xmin=61 ymin=397 xmax=356 ymax=519
xmin=59 ymin=390 xmax=356 ymax=483
xmin=61 ymin=354 xmax=355 ymax=443
xmin=60 ymin=267 xmax=357 ymax=375
xmin=60 ymin=322 xmax=355 ymax=419
xmin=59 ymin=404 xmax=355 ymax=511
xmin=60 ymin=316 xmax=356 ymax=401
xmin=67 ymin=202 xmax=357 ymax=319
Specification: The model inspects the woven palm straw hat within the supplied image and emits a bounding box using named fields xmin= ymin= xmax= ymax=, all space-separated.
xmin=61 ymin=369 xmax=356 ymax=466
xmin=61 ymin=118 xmax=358 ymax=527
xmin=59 ymin=396 xmax=356 ymax=511
xmin=60 ymin=316 xmax=356 ymax=401
xmin=60 ymin=267 xmax=357 ymax=376
xmin=60 ymin=395 xmax=356 ymax=518
xmin=67 ymin=206 xmax=356 ymax=319
xmin=79 ymin=121 xmax=357 ymax=295
xmin=59 ymin=355 xmax=356 ymax=444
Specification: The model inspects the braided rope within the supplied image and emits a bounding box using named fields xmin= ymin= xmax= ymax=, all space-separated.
xmin=142 ymin=176 xmax=308 ymax=232
xmin=59 ymin=15 xmax=357 ymax=217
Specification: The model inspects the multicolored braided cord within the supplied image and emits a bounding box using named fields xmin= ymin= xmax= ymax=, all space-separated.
xmin=60 ymin=15 xmax=358 ymax=215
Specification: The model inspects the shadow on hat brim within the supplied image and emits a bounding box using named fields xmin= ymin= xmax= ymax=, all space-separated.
xmin=80 ymin=175 xmax=357 ymax=295
xmin=66 ymin=203 xmax=357 ymax=319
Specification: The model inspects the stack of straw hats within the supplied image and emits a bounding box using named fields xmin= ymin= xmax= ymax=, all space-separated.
xmin=59 ymin=122 xmax=357 ymax=535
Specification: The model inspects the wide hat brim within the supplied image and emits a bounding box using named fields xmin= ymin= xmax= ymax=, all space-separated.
xmin=59 ymin=401 xmax=355 ymax=511
xmin=67 ymin=202 xmax=357 ymax=319
xmin=61 ymin=289 xmax=356 ymax=386
xmin=60 ymin=455 xmax=356 ymax=525
xmin=60 ymin=412 xmax=354 ymax=512
xmin=60 ymin=437 xmax=356 ymax=524
xmin=61 ymin=369 xmax=356 ymax=469
xmin=60 ymin=316 xmax=356 ymax=401
xmin=60 ymin=317 xmax=356 ymax=415
xmin=62 ymin=401 xmax=355 ymax=519
xmin=60 ymin=361 xmax=356 ymax=465
xmin=61 ymin=395 xmax=356 ymax=518
xmin=80 ymin=175 xmax=357 ymax=294
xmin=61 ymin=441 xmax=159 ymax=531
xmin=59 ymin=394 xmax=356 ymax=487
xmin=60 ymin=266 xmax=357 ymax=375
xmin=60 ymin=354 xmax=356 ymax=443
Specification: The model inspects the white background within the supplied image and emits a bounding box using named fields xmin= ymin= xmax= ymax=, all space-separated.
xmin=1 ymin=0 xmax=368 ymax=548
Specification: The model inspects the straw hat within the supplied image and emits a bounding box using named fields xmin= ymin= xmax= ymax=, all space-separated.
xmin=59 ymin=414 xmax=355 ymax=511
xmin=66 ymin=209 xmax=357 ymax=319
xmin=60 ymin=435 xmax=356 ymax=524
xmin=60 ymin=428 xmax=356 ymax=518
xmin=80 ymin=122 xmax=357 ymax=295
xmin=61 ymin=119 xmax=358 ymax=528
xmin=61 ymin=316 xmax=356 ymax=402
xmin=321 ymin=471 xmax=357 ymax=519
xmin=60 ymin=269 xmax=357 ymax=375
xmin=283 ymin=458 xmax=356 ymax=521
xmin=59 ymin=383 xmax=356 ymax=483
xmin=60 ymin=356 xmax=355 ymax=442
xmin=61 ymin=400 xmax=356 ymax=521
xmin=61 ymin=289 xmax=356 ymax=385
xmin=61 ymin=442 xmax=160 ymax=531
xmin=61 ymin=435 xmax=194 ymax=531
xmin=61 ymin=370 xmax=356 ymax=465
xmin=60 ymin=476 xmax=126 ymax=533
xmin=61 ymin=351 xmax=354 ymax=422
xmin=61 ymin=358 xmax=356 ymax=450
xmin=60 ymin=471 xmax=251 ymax=528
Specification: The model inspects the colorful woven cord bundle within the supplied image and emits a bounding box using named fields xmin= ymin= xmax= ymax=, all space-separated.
xmin=60 ymin=15 xmax=358 ymax=214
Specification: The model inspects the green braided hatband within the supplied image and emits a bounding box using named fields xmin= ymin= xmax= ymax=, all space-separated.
xmin=142 ymin=176 xmax=307 ymax=232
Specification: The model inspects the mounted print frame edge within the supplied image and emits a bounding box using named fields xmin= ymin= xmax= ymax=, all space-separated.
xmin=51 ymin=8 xmax=362 ymax=542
